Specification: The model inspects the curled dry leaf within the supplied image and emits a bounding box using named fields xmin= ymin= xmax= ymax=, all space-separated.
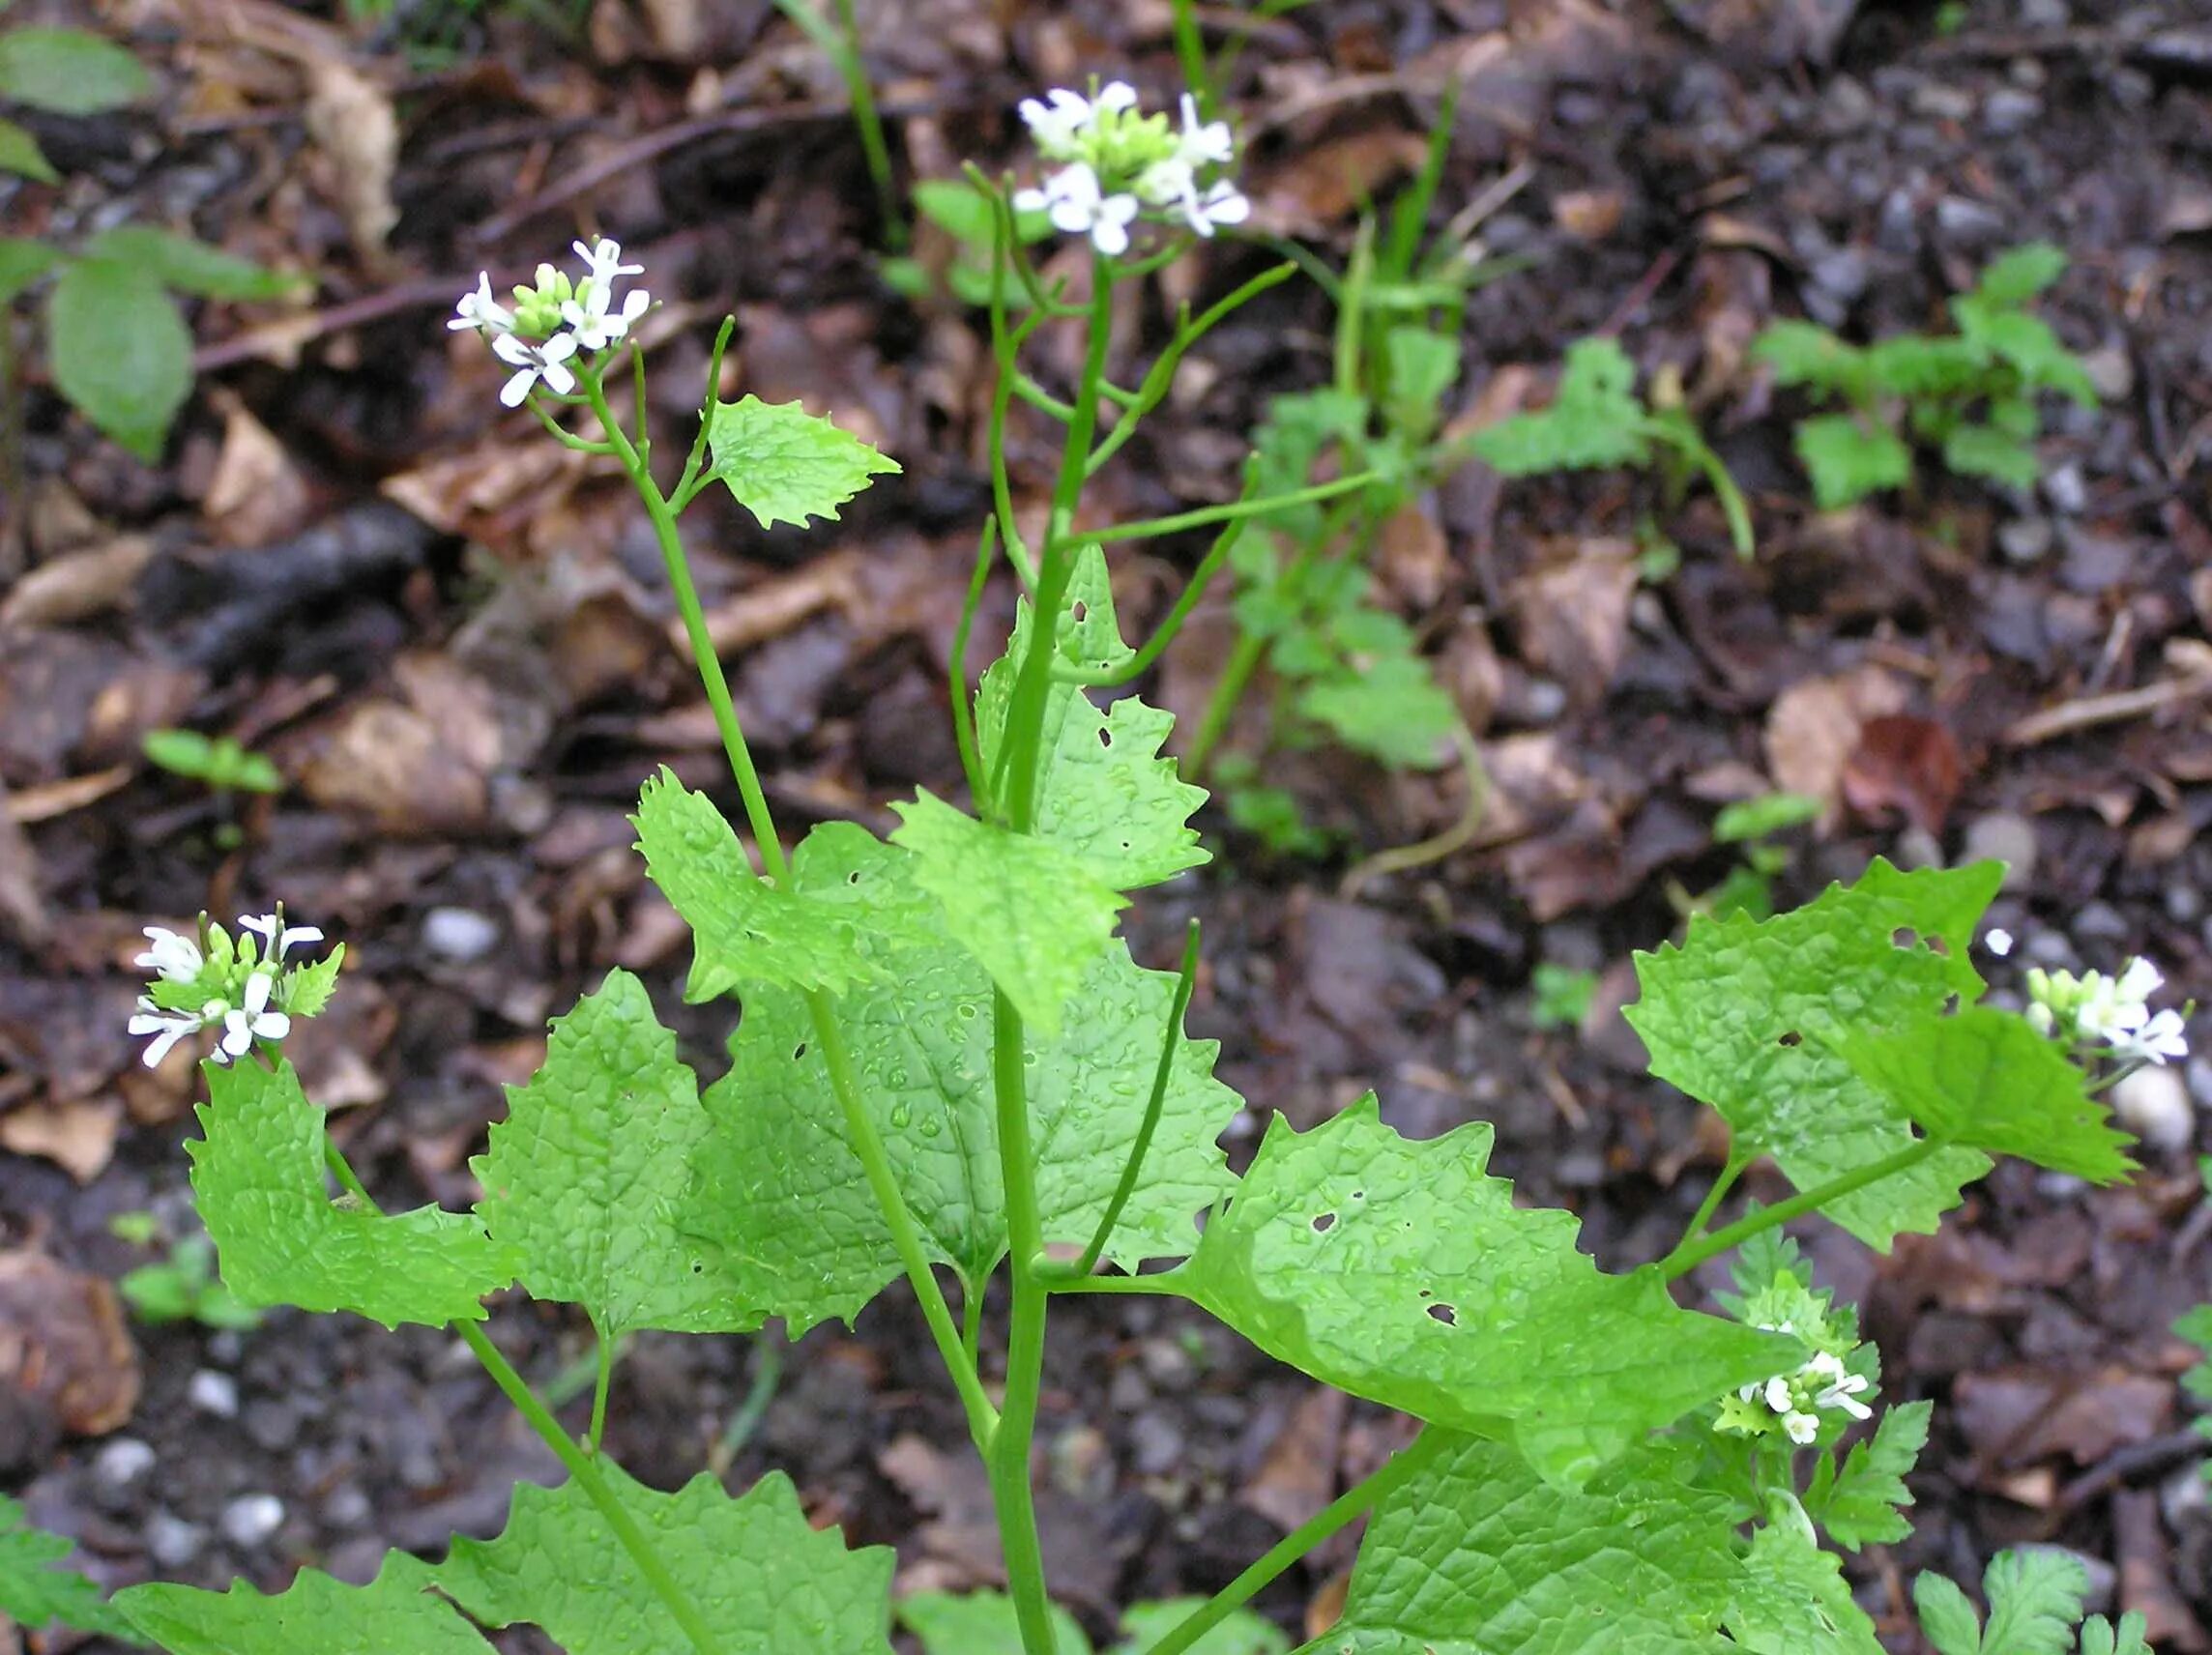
xmin=1841 ymin=712 xmax=1964 ymax=835
xmin=0 ymin=1096 xmax=122 ymax=1184
xmin=1510 ymin=538 xmax=1639 ymax=711
xmin=1762 ymin=663 xmax=1908 ymax=824
xmin=304 ymin=58 xmax=399 ymax=267
xmin=0 ymin=1247 xmax=139 ymax=1437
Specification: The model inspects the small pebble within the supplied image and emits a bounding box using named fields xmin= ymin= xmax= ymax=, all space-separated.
xmin=2163 ymin=1464 xmax=2208 ymax=1527
xmin=2023 ymin=929 xmax=2076 ymax=968
xmin=1107 ymin=1365 xmax=1150 ymax=1413
xmin=2072 ymin=900 xmax=2128 ymax=942
xmin=1936 ymin=195 xmax=2006 ymax=243
xmin=2019 ymin=0 xmax=2068 ymax=25
xmin=1811 ymin=248 xmax=1869 ymax=302
xmin=422 ymin=907 xmax=501 ymax=964
xmin=2168 ymin=885 xmax=2204 ymax=926
xmin=2082 ymin=344 xmax=2135 ymax=402
xmin=207 ymin=1331 xmax=246 ymax=1366
xmin=2112 ymin=1065 xmax=2193 ymax=1154
xmin=146 ymin=1511 xmax=207 ymax=1570
xmin=93 ymin=1437 xmax=155 ymax=1492
xmin=1961 ymin=813 xmax=2039 ymax=887
xmin=187 ymin=1369 xmax=239 ymax=1419
xmin=322 ymin=1482 xmax=372 ymax=1529
xmin=1983 ymin=87 xmax=2041 ymax=134
xmin=2043 ymin=461 xmax=2088 ymax=515
xmin=1128 ymin=1409 xmax=1186 ymax=1477
xmin=1895 ymin=826 xmax=1945 ymax=871
xmin=1138 ymin=1336 xmax=1196 ymax=1390
xmin=1997 ymin=517 xmax=2054 ymax=566
xmin=219 ymin=1494 xmax=284 ymax=1549
xmin=1910 ymin=82 xmax=1975 ymax=122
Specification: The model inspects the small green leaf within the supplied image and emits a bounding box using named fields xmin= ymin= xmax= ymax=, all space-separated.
xmin=1627 ymin=859 xmax=2001 ymax=1247
xmin=1115 ymin=1600 xmax=1289 ymax=1655
xmin=1470 ymin=336 xmax=1649 ymax=475
xmin=1979 ymin=1550 xmax=2089 ymax=1655
xmin=889 ymin=789 xmax=1124 ymax=1036
xmin=1727 ymin=1516 xmax=1885 ymax=1655
xmin=1712 ymin=792 xmax=1822 ymax=844
xmin=1381 ymin=325 xmax=1460 ymax=438
xmin=0 ymin=27 xmax=153 ymax=114
xmin=189 ymin=1059 xmax=515 ymax=1327
xmin=0 ymin=115 xmax=53 ymax=182
xmin=1804 ymin=1400 xmax=1931 ymax=1551
xmin=2080 ymin=1613 xmax=2152 ymax=1655
xmin=0 ymin=1495 xmax=131 ymax=1639
xmin=142 ymin=728 xmax=284 ymax=792
xmin=1755 ymin=321 xmax=1872 ymax=399
xmin=703 ymin=395 xmax=900 ymax=530
xmin=46 ymin=257 xmax=190 ymax=460
xmin=632 ymin=768 xmax=886 ymax=1000
xmin=1916 ymin=1571 xmax=1988 ymax=1655
xmin=1295 ymin=647 xmax=1457 ymax=770
xmin=1942 ymin=423 xmax=2041 ymax=488
xmin=473 ymin=971 xmax=748 ymax=1340
xmin=1842 ymin=1008 xmax=2134 ymax=1181
xmin=82 ymin=226 xmax=302 ymax=300
xmin=0 ymin=235 xmax=57 ymax=303
xmin=683 ymin=824 xmax=1236 ymax=1330
xmin=1973 ymin=243 xmax=2068 ymax=308
xmin=435 ymin=1466 xmax=894 ymax=1655
xmin=1166 ymin=1099 xmax=1796 ymax=1484
xmin=1794 ymin=414 xmax=1912 ymax=509
xmin=1295 ymin=1433 xmax=1745 ymax=1653
xmin=279 ymin=945 xmax=345 ymax=1020
xmin=118 ymin=1554 xmax=487 ymax=1654
xmin=899 ymin=1590 xmax=1094 ymax=1655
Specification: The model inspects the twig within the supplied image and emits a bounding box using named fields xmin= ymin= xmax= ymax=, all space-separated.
xmin=2000 ymin=674 xmax=2212 ymax=746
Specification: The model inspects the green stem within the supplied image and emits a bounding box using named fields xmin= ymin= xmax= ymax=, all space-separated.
xmin=1057 ymin=509 xmax=1245 ymax=688
xmin=316 ymin=1140 xmax=724 ymax=1655
xmin=589 ymin=1328 xmax=614 ymax=1453
xmin=950 ymin=519 xmax=998 ymax=807
xmin=1070 ymin=473 xmax=1382 ymax=552
xmin=1169 ymin=0 xmax=1213 ymax=118
xmin=1182 ymin=627 xmax=1267 ymax=780
xmin=1658 ymin=1138 xmax=1945 ymax=1282
xmin=711 ymin=1331 xmax=784 ymax=1474
xmin=1675 ymin=1151 xmax=1750 ymax=1253
xmin=830 ymin=0 xmax=902 ymax=250
xmin=672 ymin=317 xmax=736 ymax=506
xmin=1145 ymin=1431 xmax=1447 ymax=1655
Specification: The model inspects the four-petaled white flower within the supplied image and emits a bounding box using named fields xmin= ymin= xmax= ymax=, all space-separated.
xmin=1783 ymin=1409 xmax=1820 ymax=1445
xmin=1176 ymin=94 xmax=1234 ymax=167
xmin=240 ymin=912 xmax=325 ymax=963
xmin=492 ymin=333 xmax=579 ymax=407
xmin=213 ymin=973 xmax=289 ymax=1064
xmin=2117 ymin=1007 xmax=2190 ymax=1067
xmin=1019 ymin=82 xmax=1137 ymax=160
xmin=134 ymin=926 xmax=203 ymax=984
xmin=1805 ymin=1351 xmax=1873 ymax=1420
xmin=449 ymin=273 xmax=516 ymax=336
xmin=562 ymin=283 xmax=651 ymax=352
xmin=573 ymin=237 xmax=643 ymax=288
xmin=1015 ymin=81 xmax=1243 ymax=255
xmin=1014 ymin=163 xmax=1140 ymax=256
xmin=1180 ymin=178 xmax=1251 ymax=238
xmin=128 ymin=997 xmax=204 ymax=1068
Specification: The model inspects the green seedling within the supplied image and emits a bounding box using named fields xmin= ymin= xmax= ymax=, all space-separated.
xmin=114 ymin=1228 xmax=264 ymax=1333
xmin=1529 ymin=961 xmax=1598 ymax=1031
xmin=1669 ymin=790 xmax=1823 ymax=923
xmin=142 ymin=729 xmax=283 ymax=796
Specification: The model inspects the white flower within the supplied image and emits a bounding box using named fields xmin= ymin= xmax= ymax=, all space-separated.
xmin=1762 ymin=1376 xmax=1792 ymax=1414
xmin=2116 ymin=958 xmax=2164 ymax=1004
xmin=2026 ymin=1000 xmax=2054 ymax=1036
xmin=1985 ymin=928 xmax=2013 ymax=957
xmin=449 ymin=273 xmax=516 ymax=335
xmin=134 ymin=926 xmax=203 ymax=984
xmin=1805 ymin=1351 xmax=1873 ymax=1421
xmin=128 ymin=997 xmax=204 ymax=1068
xmin=1179 ymin=178 xmax=1250 ymax=238
xmin=214 ymin=973 xmax=289 ymax=1063
xmin=2115 ymin=1007 xmax=2189 ymax=1066
xmin=1135 ymin=155 xmax=1196 ymax=210
xmin=239 ymin=914 xmax=324 ymax=963
xmin=492 ymin=333 xmax=579 ymax=407
xmin=1013 ymin=162 xmax=1139 ymax=256
xmin=572 ymin=237 xmax=643 ymax=289
xmin=1176 ymin=93 xmax=1235 ymax=167
xmin=1018 ymin=82 xmax=1138 ymax=160
xmin=561 ymin=283 xmax=651 ymax=352
xmin=1783 ymin=1409 xmax=1820 ymax=1445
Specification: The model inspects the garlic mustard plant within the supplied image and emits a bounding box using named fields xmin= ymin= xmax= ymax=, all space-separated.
xmin=2025 ymin=955 xmax=2191 ymax=1067
xmin=1013 ymin=82 xmax=1247 ymax=253
xmin=17 ymin=84 xmax=2151 ymax=1655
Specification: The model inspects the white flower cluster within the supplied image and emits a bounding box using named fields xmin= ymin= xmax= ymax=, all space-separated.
xmin=128 ymin=913 xmax=334 ymax=1069
xmin=2025 ymin=956 xmax=2189 ymax=1067
xmin=1014 ymin=83 xmax=1248 ymax=255
xmin=450 ymin=238 xmax=652 ymax=407
xmin=1735 ymin=1346 xmax=1873 ymax=1445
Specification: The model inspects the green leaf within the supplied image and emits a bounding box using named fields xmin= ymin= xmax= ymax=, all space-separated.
xmin=1803 ymin=1400 xmax=1931 ymax=1550
xmin=0 ymin=1495 xmax=131 ymax=1639
xmin=189 ymin=1059 xmax=515 ymax=1327
xmin=46 ymin=257 xmax=190 ymax=460
xmin=1712 ymin=793 xmax=1822 ymax=845
xmin=1754 ymin=321 xmax=1871 ymax=399
xmin=2079 ymin=1613 xmax=2151 ymax=1655
xmin=1295 ymin=1433 xmax=1746 ymax=1653
xmin=911 ymin=178 xmax=1052 ymax=247
xmin=0 ymin=27 xmax=152 ymax=114
xmin=1166 ymin=1099 xmax=1796 ymax=1484
xmin=899 ymin=1590 xmax=1093 ymax=1655
xmin=1470 ymin=336 xmax=1650 ymax=475
xmin=118 ymin=1554 xmax=488 ymax=1653
xmin=1626 ymin=858 xmax=2001 ymax=1248
xmin=1841 ymin=1008 xmax=2133 ymax=1181
xmin=1295 ymin=646 xmax=1457 ymax=770
xmin=1973 ymin=243 xmax=2068 ymax=308
xmin=1917 ymin=1572 xmax=1989 ymax=1655
xmin=473 ymin=971 xmax=747 ymax=1340
xmin=975 ymin=547 xmax=1209 ymax=891
xmin=0 ymin=235 xmax=57 ymax=304
xmin=1115 ymin=1600 xmax=1289 ymax=1655
xmin=1236 ymin=389 xmax=1372 ymax=563
xmin=631 ymin=768 xmax=885 ymax=1000
xmin=142 ymin=727 xmax=283 ymax=792
xmin=436 ymin=1466 xmax=894 ymax=1655
xmin=0 ymin=115 xmax=53 ymax=182
xmin=279 ymin=945 xmax=345 ymax=1020
xmin=889 ymin=788 xmax=1124 ymax=1036
xmin=1382 ymin=325 xmax=1460 ymax=439
xmin=1793 ymin=414 xmax=1912 ymax=509
xmin=1942 ymin=423 xmax=2041 ymax=488
xmin=703 ymin=395 xmax=900 ymax=530
xmin=683 ymin=823 xmax=1236 ymax=1329
xmin=82 ymin=225 xmax=301 ymax=300
xmin=1726 ymin=1516 xmax=1884 ymax=1655
xmin=1980 ymin=1550 xmax=2089 ymax=1655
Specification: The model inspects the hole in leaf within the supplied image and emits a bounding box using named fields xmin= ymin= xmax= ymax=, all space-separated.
xmin=1349 ymin=1190 xmax=1365 ymax=1201
xmin=793 ymin=1042 xmax=810 ymax=1060
xmin=1311 ymin=1212 xmax=1337 ymax=1234
xmin=848 ymin=870 xmax=862 ymax=886
xmin=1098 ymin=728 xmax=1113 ymax=747
xmin=1427 ymin=1303 xmax=1458 ymax=1326
xmin=1777 ymin=1031 xmax=1802 ymax=1048
xmin=1942 ymin=992 xmax=1962 ymax=1016
xmin=1892 ymin=927 xmax=1919 ymax=950
xmin=1927 ymin=935 xmax=1950 ymax=957
xmin=1070 ymin=600 xmax=1089 ymax=622
xmin=690 ymin=1260 xmax=705 ymax=1274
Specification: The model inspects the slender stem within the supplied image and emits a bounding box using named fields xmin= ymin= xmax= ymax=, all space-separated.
xmin=1336 ymin=722 xmax=1492 ymax=900
xmin=1059 ymin=921 xmax=1201 ymax=1279
xmin=1046 ymin=1271 xmax=1180 ymax=1294
xmin=1070 ymin=473 xmax=1382 ymax=551
xmin=1182 ymin=627 xmax=1267 ymax=780
xmin=1659 ymin=1138 xmax=1945 ymax=1282
xmin=710 ymin=1331 xmax=784 ymax=1475
xmin=1058 ymin=508 xmax=1245 ymax=688
xmin=962 ymin=1278 xmax=984 ymax=1365
xmin=1011 ymin=373 xmax=1076 ymax=422
xmin=673 ymin=317 xmax=736 ymax=507
xmin=316 ymin=1139 xmax=724 ymax=1655
xmin=984 ymin=199 xmax=1041 ymax=588
xmin=1169 ymin=0 xmax=1212 ymax=117
xmin=1676 ymin=1151 xmax=1750 ymax=1252
xmin=631 ymin=341 xmax=652 ymax=457
xmin=526 ymin=395 xmax=619 ymax=454
xmin=830 ymin=0 xmax=902 ymax=249
xmin=589 ymin=1327 xmax=614 ymax=1453
xmin=950 ymin=519 xmax=998 ymax=807
xmin=1145 ymin=1431 xmax=1447 ymax=1655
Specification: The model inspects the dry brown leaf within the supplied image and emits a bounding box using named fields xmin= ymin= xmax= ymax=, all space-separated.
xmin=1553 ymin=187 xmax=1626 ymax=241
xmin=305 ymin=58 xmax=399 ymax=267
xmin=0 ymin=537 xmax=154 ymax=628
xmin=297 ymin=699 xmax=491 ymax=835
xmin=0 ymin=1096 xmax=121 ymax=1184
xmin=0 ymin=776 xmax=46 ymax=947
xmin=1510 ymin=538 xmax=1638 ymax=710
xmin=1251 ymin=131 xmax=1430 ymax=231
xmin=1842 ymin=713 xmax=1964 ymax=835
xmin=1762 ymin=665 xmax=1908 ymax=822
xmin=1240 ymin=1386 xmax=1346 ymax=1532
xmin=0 ymin=1247 xmax=139 ymax=1437
xmin=205 ymin=393 xmax=314 ymax=547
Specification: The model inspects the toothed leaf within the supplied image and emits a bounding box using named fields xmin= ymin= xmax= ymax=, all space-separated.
xmin=704 ymin=395 xmax=899 ymax=530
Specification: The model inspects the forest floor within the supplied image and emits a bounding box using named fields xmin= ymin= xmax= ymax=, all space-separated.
xmin=3 ymin=0 xmax=2211 ymax=1649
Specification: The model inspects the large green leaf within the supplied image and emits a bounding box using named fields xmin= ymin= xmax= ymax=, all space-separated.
xmin=1724 ymin=1519 xmax=1884 ymax=1655
xmin=0 ymin=27 xmax=152 ymax=114
xmin=46 ymin=257 xmax=191 ymax=459
xmin=632 ymin=768 xmax=888 ymax=1000
xmin=189 ymin=1059 xmax=515 ymax=1328
xmin=435 ymin=1466 xmax=893 ymax=1655
xmin=1294 ymin=1434 xmax=1743 ymax=1654
xmin=473 ymin=970 xmax=747 ymax=1340
xmin=703 ymin=395 xmax=900 ymax=530
xmin=82 ymin=225 xmax=301 ymax=300
xmin=0 ymin=234 xmax=56 ymax=304
xmin=681 ymin=823 xmax=1237 ymax=1333
xmin=1626 ymin=859 xmax=2001 ymax=1247
xmin=118 ymin=1555 xmax=489 ymax=1654
xmin=889 ymin=788 xmax=1125 ymax=1036
xmin=899 ymin=1590 xmax=1093 ymax=1655
xmin=1162 ymin=1100 xmax=1795 ymax=1484
xmin=0 ymin=1495 xmax=130 ymax=1639
xmin=975 ymin=546 xmax=1208 ymax=891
